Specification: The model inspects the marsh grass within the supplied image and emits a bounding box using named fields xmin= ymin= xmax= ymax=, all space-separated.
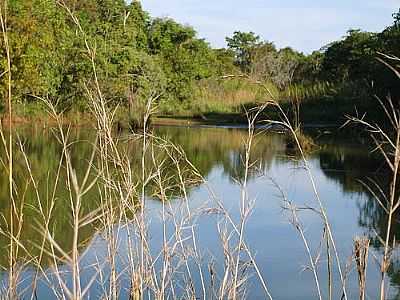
xmin=157 ymin=78 xmax=278 ymax=118
xmin=1 ymin=1 xmax=400 ymax=300
xmin=157 ymin=78 xmax=336 ymax=123
xmin=284 ymin=128 xmax=318 ymax=154
xmin=192 ymin=79 xmax=274 ymax=113
xmin=0 ymin=2 xmax=274 ymax=299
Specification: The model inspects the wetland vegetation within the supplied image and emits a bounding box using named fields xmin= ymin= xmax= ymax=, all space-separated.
xmin=0 ymin=1 xmax=399 ymax=126
xmin=1 ymin=1 xmax=400 ymax=300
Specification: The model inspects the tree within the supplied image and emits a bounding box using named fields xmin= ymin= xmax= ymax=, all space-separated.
xmin=393 ymin=9 xmax=400 ymax=26
xmin=148 ymin=18 xmax=218 ymax=102
xmin=248 ymin=42 xmax=302 ymax=89
xmin=249 ymin=41 xmax=276 ymax=79
xmin=226 ymin=31 xmax=260 ymax=72
xmin=213 ymin=48 xmax=238 ymax=75
xmin=293 ymin=51 xmax=324 ymax=84
xmin=0 ymin=0 xmax=73 ymax=104
xmin=321 ymin=29 xmax=378 ymax=83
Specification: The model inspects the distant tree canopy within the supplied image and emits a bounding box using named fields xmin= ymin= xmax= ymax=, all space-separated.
xmin=0 ymin=1 xmax=399 ymax=116
xmin=226 ymin=31 xmax=260 ymax=72
xmin=148 ymin=18 xmax=219 ymax=101
xmin=0 ymin=0 xmax=155 ymax=110
xmin=318 ymin=16 xmax=400 ymax=97
xmin=226 ymin=12 xmax=400 ymax=96
xmin=0 ymin=0 xmax=232 ymax=112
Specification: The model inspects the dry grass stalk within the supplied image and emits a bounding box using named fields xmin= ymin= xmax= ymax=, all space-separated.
xmin=354 ymin=237 xmax=370 ymax=300
xmin=345 ymin=55 xmax=400 ymax=300
xmin=222 ymin=74 xmax=348 ymax=299
xmin=0 ymin=1 xmax=20 ymax=298
xmin=0 ymin=2 xmax=272 ymax=299
xmin=4 ymin=3 xmax=398 ymax=300
xmin=270 ymin=177 xmax=323 ymax=300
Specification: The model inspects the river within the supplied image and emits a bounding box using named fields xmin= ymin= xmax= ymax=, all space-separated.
xmin=0 ymin=125 xmax=397 ymax=299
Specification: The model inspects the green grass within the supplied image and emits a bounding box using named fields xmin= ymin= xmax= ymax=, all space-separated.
xmin=156 ymin=78 xmax=380 ymax=127
xmin=158 ymin=78 xmax=275 ymax=117
xmin=4 ymin=79 xmax=385 ymax=129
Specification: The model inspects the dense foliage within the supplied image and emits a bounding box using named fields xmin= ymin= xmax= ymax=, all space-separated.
xmin=0 ymin=0 xmax=230 ymax=116
xmin=0 ymin=1 xmax=399 ymax=123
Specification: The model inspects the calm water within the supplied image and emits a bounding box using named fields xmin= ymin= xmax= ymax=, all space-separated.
xmin=0 ymin=125 xmax=398 ymax=299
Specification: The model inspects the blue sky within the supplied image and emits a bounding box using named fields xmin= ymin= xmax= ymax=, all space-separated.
xmin=141 ymin=0 xmax=399 ymax=53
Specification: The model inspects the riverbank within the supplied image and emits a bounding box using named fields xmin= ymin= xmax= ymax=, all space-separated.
xmin=0 ymin=91 xmax=380 ymax=131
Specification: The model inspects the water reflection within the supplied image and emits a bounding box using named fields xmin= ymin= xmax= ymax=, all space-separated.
xmin=314 ymin=136 xmax=400 ymax=295
xmin=0 ymin=125 xmax=398 ymax=298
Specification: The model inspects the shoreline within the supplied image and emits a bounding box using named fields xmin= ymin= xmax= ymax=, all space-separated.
xmin=0 ymin=113 xmax=341 ymax=130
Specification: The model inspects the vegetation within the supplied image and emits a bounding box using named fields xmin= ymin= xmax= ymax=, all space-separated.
xmin=0 ymin=1 xmax=399 ymax=126
xmin=2 ymin=1 xmax=400 ymax=299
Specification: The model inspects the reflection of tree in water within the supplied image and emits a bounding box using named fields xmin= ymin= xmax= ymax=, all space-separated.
xmin=9 ymin=125 xmax=400 ymax=293
xmin=318 ymin=144 xmax=383 ymax=193
xmin=316 ymin=140 xmax=400 ymax=293
xmin=0 ymin=126 xmax=200 ymax=266
xmin=0 ymin=126 xmax=103 ymax=265
xmin=156 ymin=127 xmax=286 ymax=183
xmin=0 ymin=126 xmax=286 ymax=267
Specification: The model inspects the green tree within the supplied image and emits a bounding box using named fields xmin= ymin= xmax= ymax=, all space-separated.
xmin=321 ymin=29 xmax=378 ymax=83
xmin=0 ymin=0 xmax=72 ymax=104
xmin=293 ymin=51 xmax=324 ymax=84
xmin=148 ymin=18 xmax=218 ymax=102
xmin=226 ymin=31 xmax=260 ymax=72
xmin=213 ymin=48 xmax=238 ymax=75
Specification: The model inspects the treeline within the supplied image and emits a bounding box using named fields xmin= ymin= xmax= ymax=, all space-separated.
xmin=0 ymin=0 xmax=232 ymax=116
xmin=215 ymin=10 xmax=400 ymax=123
xmin=0 ymin=1 xmax=399 ymax=124
xmin=226 ymin=10 xmax=400 ymax=97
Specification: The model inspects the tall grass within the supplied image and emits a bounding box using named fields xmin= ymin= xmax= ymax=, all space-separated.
xmin=345 ymin=56 xmax=400 ymax=299
xmin=0 ymin=2 xmax=19 ymax=299
xmin=0 ymin=2 xmax=274 ymax=299
xmin=157 ymin=77 xmax=333 ymax=120
xmin=1 ymin=2 xmax=400 ymax=300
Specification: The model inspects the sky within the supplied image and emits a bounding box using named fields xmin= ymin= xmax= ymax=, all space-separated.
xmin=141 ymin=0 xmax=399 ymax=53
